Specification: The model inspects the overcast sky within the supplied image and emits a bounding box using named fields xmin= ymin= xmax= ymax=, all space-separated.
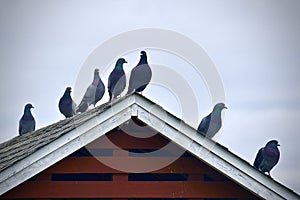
xmin=1 ymin=0 xmax=300 ymax=194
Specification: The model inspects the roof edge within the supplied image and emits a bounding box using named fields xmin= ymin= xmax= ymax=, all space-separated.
xmin=0 ymin=93 xmax=299 ymax=200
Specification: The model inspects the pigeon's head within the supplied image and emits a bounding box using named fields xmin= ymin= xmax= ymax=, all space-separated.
xmin=116 ymin=58 xmax=127 ymax=66
xmin=138 ymin=51 xmax=148 ymax=64
xmin=25 ymin=104 xmax=34 ymax=110
xmin=24 ymin=103 xmax=34 ymax=113
xmin=266 ymin=140 xmax=280 ymax=148
xmin=140 ymin=51 xmax=147 ymax=57
xmin=115 ymin=58 xmax=127 ymax=70
xmin=65 ymin=87 xmax=72 ymax=94
xmin=93 ymin=68 xmax=101 ymax=81
xmin=214 ymin=103 xmax=227 ymax=111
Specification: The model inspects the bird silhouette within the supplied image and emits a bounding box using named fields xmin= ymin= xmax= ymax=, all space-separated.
xmin=77 ymin=68 xmax=105 ymax=112
xmin=59 ymin=87 xmax=76 ymax=118
xmin=254 ymin=140 xmax=280 ymax=177
xmin=127 ymin=51 xmax=152 ymax=95
xmin=108 ymin=58 xmax=127 ymax=101
xmin=197 ymin=103 xmax=227 ymax=138
xmin=19 ymin=103 xmax=35 ymax=135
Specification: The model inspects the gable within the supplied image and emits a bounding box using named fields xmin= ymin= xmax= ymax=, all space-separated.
xmin=2 ymin=122 xmax=261 ymax=199
xmin=0 ymin=94 xmax=299 ymax=199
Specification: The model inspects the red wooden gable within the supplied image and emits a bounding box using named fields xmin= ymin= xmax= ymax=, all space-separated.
xmin=2 ymin=118 xmax=261 ymax=199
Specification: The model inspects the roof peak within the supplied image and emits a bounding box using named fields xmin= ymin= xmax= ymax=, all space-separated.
xmin=0 ymin=93 xmax=299 ymax=199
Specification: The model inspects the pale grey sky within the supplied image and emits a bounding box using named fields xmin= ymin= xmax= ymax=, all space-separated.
xmin=0 ymin=0 xmax=300 ymax=194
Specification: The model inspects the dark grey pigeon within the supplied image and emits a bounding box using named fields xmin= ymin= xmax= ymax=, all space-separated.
xmin=197 ymin=103 xmax=227 ymax=138
xmin=77 ymin=68 xmax=105 ymax=112
xmin=59 ymin=87 xmax=77 ymax=118
xmin=127 ymin=51 xmax=152 ymax=94
xmin=254 ymin=140 xmax=280 ymax=176
xmin=19 ymin=103 xmax=35 ymax=135
xmin=108 ymin=58 xmax=127 ymax=101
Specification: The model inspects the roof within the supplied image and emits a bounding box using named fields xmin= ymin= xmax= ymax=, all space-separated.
xmin=0 ymin=93 xmax=299 ymax=199
xmin=0 ymin=100 xmax=113 ymax=172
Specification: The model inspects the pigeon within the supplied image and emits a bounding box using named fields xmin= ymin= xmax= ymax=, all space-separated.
xmin=197 ymin=103 xmax=227 ymax=138
xmin=108 ymin=58 xmax=127 ymax=101
xmin=127 ymin=51 xmax=152 ymax=94
xmin=19 ymin=103 xmax=35 ymax=135
xmin=59 ymin=87 xmax=77 ymax=118
xmin=77 ymin=68 xmax=105 ymax=112
xmin=254 ymin=140 xmax=280 ymax=176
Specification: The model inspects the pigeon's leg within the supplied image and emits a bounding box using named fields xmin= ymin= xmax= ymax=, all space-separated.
xmin=86 ymin=104 xmax=93 ymax=111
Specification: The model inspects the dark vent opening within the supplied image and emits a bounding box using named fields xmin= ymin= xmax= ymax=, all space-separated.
xmin=180 ymin=152 xmax=194 ymax=157
xmin=52 ymin=173 xmax=112 ymax=181
xmin=128 ymin=149 xmax=174 ymax=157
xmin=28 ymin=176 xmax=36 ymax=181
xmin=203 ymin=174 xmax=230 ymax=182
xmin=71 ymin=147 xmax=113 ymax=156
xmin=128 ymin=173 xmax=188 ymax=181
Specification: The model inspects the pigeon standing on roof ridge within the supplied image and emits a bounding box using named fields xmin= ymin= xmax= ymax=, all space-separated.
xmin=197 ymin=103 xmax=227 ymax=138
xmin=59 ymin=87 xmax=77 ymax=118
xmin=77 ymin=68 xmax=105 ymax=112
xmin=127 ymin=51 xmax=152 ymax=95
xmin=19 ymin=103 xmax=36 ymax=135
xmin=108 ymin=58 xmax=127 ymax=101
xmin=254 ymin=140 xmax=280 ymax=177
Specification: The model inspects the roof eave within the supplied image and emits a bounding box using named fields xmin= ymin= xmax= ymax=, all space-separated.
xmin=0 ymin=93 xmax=299 ymax=199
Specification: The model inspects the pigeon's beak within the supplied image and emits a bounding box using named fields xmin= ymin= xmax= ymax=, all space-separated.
xmin=124 ymin=60 xmax=128 ymax=63
xmin=277 ymin=144 xmax=280 ymax=146
xmin=224 ymin=106 xmax=228 ymax=109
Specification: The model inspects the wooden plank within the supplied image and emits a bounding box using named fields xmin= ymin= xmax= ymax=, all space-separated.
xmin=43 ymin=157 xmax=218 ymax=174
xmin=2 ymin=181 xmax=257 ymax=199
xmin=112 ymin=149 xmax=128 ymax=181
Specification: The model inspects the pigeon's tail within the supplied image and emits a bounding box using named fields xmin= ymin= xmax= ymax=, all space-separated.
xmin=72 ymin=101 xmax=77 ymax=116
xmin=108 ymin=90 xmax=112 ymax=102
xmin=253 ymin=148 xmax=263 ymax=170
xmin=76 ymin=101 xmax=88 ymax=113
